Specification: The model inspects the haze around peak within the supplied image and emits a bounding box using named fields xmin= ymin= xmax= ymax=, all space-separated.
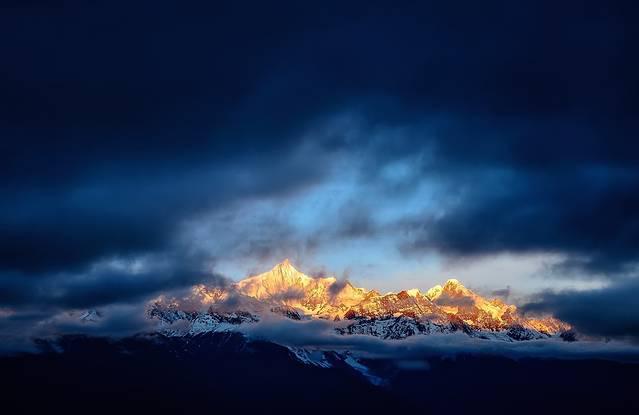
xmin=157 ymin=260 xmax=563 ymax=335
xmin=1 ymin=2 xmax=638 ymax=350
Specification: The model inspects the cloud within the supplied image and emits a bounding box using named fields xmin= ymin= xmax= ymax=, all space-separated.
xmin=1 ymin=1 xmax=638 ymax=337
xmin=522 ymin=278 xmax=639 ymax=340
xmin=240 ymin=316 xmax=639 ymax=362
xmin=0 ymin=249 xmax=229 ymax=310
xmin=0 ymin=303 xmax=159 ymax=354
xmin=268 ymin=287 xmax=307 ymax=304
xmin=491 ymin=287 xmax=511 ymax=301
xmin=328 ymin=279 xmax=351 ymax=298
xmin=400 ymin=163 xmax=639 ymax=277
xmin=432 ymin=293 xmax=475 ymax=308
xmin=334 ymin=204 xmax=378 ymax=239
xmin=0 ymin=144 xmax=332 ymax=274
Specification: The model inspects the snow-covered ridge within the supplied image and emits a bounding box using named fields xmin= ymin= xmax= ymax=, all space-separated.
xmin=147 ymin=259 xmax=572 ymax=341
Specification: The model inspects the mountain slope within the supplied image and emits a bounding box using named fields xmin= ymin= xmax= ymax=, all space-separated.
xmin=148 ymin=260 xmax=571 ymax=341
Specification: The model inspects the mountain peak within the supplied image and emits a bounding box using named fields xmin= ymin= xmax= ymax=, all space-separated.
xmin=281 ymin=258 xmax=292 ymax=266
xmin=425 ymin=284 xmax=443 ymax=300
xmin=274 ymin=258 xmax=294 ymax=268
xmin=406 ymin=288 xmax=421 ymax=298
xmin=269 ymin=259 xmax=306 ymax=280
xmin=153 ymin=264 xmax=571 ymax=339
xmin=234 ymin=259 xmax=314 ymax=303
xmin=426 ymin=279 xmax=472 ymax=301
xmin=444 ymin=280 xmax=479 ymax=303
xmin=443 ymin=278 xmax=471 ymax=293
xmin=271 ymin=258 xmax=304 ymax=274
xmin=445 ymin=278 xmax=462 ymax=287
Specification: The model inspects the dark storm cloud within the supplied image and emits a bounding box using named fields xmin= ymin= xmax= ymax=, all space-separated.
xmin=0 ymin=303 xmax=160 ymax=354
xmin=334 ymin=203 xmax=378 ymax=239
xmin=522 ymin=278 xmax=639 ymax=341
xmin=1 ymin=0 xmax=639 ymax=316
xmin=0 ymin=250 xmax=229 ymax=309
xmin=0 ymin=146 xmax=329 ymax=274
xmin=402 ymin=163 xmax=639 ymax=275
xmin=0 ymin=2 xmax=343 ymax=275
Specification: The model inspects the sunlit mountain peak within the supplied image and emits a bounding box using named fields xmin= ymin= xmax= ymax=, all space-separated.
xmin=274 ymin=258 xmax=294 ymax=269
xmin=443 ymin=278 xmax=464 ymax=289
xmin=406 ymin=288 xmax=421 ymax=298
xmin=426 ymin=284 xmax=443 ymax=301
xmin=150 ymin=261 xmax=570 ymax=339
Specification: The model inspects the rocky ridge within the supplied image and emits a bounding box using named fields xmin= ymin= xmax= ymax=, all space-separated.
xmin=148 ymin=259 xmax=571 ymax=341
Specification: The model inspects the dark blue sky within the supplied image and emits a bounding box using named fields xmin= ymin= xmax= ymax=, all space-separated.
xmin=1 ymin=1 xmax=638 ymax=340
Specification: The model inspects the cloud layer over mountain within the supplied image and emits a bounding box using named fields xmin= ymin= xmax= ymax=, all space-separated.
xmin=1 ymin=1 xmax=638 ymax=342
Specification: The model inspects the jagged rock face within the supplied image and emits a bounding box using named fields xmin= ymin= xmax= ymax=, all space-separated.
xmin=235 ymin=259 xmax=321 ymax=302
xmin=505 ymin=324 xmax=547 ymax=341
xmin=148 ymin=302 xmax=259 ymax=336
xmin=270 ymin=305 xmax=303 ymax=320
xmin=233 ymin=259 xmax=368 ymax=314
xmin=427 ymin=279 xmax=517 ymax=329
xmin=336 ymin=316 xmax=460 ymax=339
xmin=147 ymin=260 xmax=571 ymax=341
xmin=343 ymin=290 xmax=441 ymax=320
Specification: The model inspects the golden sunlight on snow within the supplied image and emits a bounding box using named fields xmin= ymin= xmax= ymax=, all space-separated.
xmin=154 ymin=259 xmax=570 ymax=336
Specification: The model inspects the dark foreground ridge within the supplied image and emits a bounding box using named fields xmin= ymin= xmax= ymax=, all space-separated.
xmin=2 ymin=333 xmax=638 ymax=414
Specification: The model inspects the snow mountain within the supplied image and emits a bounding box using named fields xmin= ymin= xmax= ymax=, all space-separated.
xmin=148 ymin=259 xmax=571 ymax=342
